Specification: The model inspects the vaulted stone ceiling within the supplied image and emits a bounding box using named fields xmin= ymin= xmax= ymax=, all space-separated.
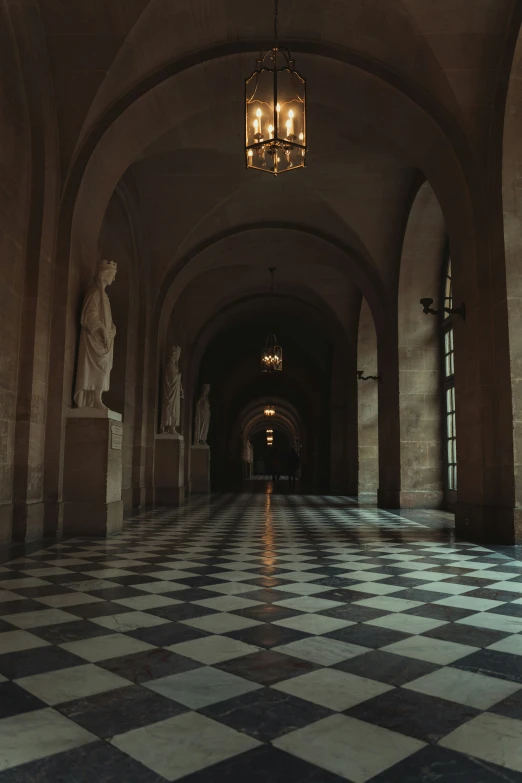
xmin=39 ymin=0 xmax=519 ymax=332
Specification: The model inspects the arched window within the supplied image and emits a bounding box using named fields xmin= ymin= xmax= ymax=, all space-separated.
xmin=442 ymin=254 xmax=457 ymax=497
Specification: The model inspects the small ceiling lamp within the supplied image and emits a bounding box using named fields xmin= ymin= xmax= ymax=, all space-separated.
xmin=264 ymin=402 xmax=276 ymax=417
xmin=266 ymin=429 xmax=274 ymax=434
xmin=267 ymin=436 xmax=274 ymax=444
xmin=261 ymin=268 xmax=283 ymax=373
xmin=245 ymin=0 xmax=307 ymax=175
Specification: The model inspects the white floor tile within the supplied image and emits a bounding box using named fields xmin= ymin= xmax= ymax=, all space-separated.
xmin=167 ymin=635 xmax=260 ymax=664
xmin=113 ymin=595 xmax=181 ymax=611
xmin=405 ymin=666 xmax=521 ymax=709
xmin=145 ymin=666 xmax=261 ymax=709
xmin=457 ymin=612 xmax=522 ymax=634
xmin=274 ymin=596 xmax=344 ymax=613
xmin=111 ymin=711 xmax=260 ymax=781
xmin=488 ymin=581 xmax=522 ymax=594
xmin=353 ymin=596 xmax=423 ymax=612
xmin=0 ymin=630 xmax=50 ymax=653
xmin=275 ymin=583 xmax=331 ymax=596
xmin=0 ymin=578 xmax=50 ymax=590
xmin=274 ymin=668 xmax=392 ymax=711
xmin=433 ymin=595 xmax=503 ymax=612
xmin=488 ymin=634 xmax=522 ymax=656
xmin=440 ymin=713 xmax=522 ymax=772
xmin=0 ymin=708 xmax=96 ymax=771
xmin=5 ymin=608 xmax=78 ymax=629
xmin=132 ymin=581 xmax=187 ymax=594
xmin=0 ymin=591 xmax=25 ymax=603
xmin=204 ymin=582 xmax=259 ymax=596
xmin=414 ymin=582 xmax=473 ymax=595
xmin=181 ymin=613 xmax=261 ymax=633
xmin=59 ymin=633 xmax=156 ymax=662
xmin=274 ymin=636 xmax=369 ymax=666
xmin=34 ymin=593 xmax=104 ymax=608
xmin=367 ymin=614 xmax=445 ymax=634
xmin=347 ymin=583 xmax=404 ymax=596
xmin=273 ymin=714 xmax=424 ymax=782
xmin=16 ymin=663 xmax=130 ymax=705
xmin=382 ymin=636 xmax=478 ymax=665
xmin=273 ymin=613 xmax=354 ymax=635
xmin=194 ymin=595 xmax=262 ymax=611
xmin=90 ymin=611 xmax=170 ymax=632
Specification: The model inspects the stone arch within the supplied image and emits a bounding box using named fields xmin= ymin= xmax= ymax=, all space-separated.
xmin=397 ymin=180 xmax=445 ymax=508
xmin=0 ymin=3 xmax=59 ymax=542
xmin=502 ymin=14 xmax=522 ymax=543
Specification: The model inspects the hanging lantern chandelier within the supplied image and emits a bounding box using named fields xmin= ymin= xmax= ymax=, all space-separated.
xmin=261 ymin=268 xmax=283 ymax=373
xmin=264 ymin=402 xmax=276 ymax=417
xmin=245 ymin=0 xmax=307 ymax=175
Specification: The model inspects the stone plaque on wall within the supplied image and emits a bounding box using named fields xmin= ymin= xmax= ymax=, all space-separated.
xmin=111 ymin=422 xmax=123 ymax=450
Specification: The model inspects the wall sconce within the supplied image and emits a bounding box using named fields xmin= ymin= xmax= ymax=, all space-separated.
xmin=420 ymin=298 xmax=466 ymax=320
xmin=357 ymin=370 xmax=381 ymax=382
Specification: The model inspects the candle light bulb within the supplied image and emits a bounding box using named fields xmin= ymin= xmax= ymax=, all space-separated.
xmin=276 ymin=103 xmax=281 ymax=112
xmin=268 ymin=124 xmax=273 ymax=135
xmin=299 ymin=131 xmax=304 ymax=141
xmin=256 ymin=108 xmax=262 ymax=118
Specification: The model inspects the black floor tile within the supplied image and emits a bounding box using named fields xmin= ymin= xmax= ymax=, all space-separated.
xmin=0 ymin=740 xmax=168 ymax=782
xmin=325 ymin=623 xmax=409 ymax=648
xmin=453 ymin=648 xmax=522 ymax=684
xmin=0 ymin=646 xmax=86 ymax=679
xmin=232 ymin=604 xmax=301 ymax=623
xmin=28 ymin=619 xmax=113 ymax=644
xmin=98 ymin=648 xmax=202 ymax=683
xmin=128 ymin=620 xmax=210 ymax=646
xmin=202 ymin=686 xmax=332 ymax=742
xmin=346 ymin=687 xmax=479 ymax=742
xmin=319 ymin=604 xmax=389 ymax=623
xmin=402 ymin=603 xmax=474 ymax=622
xmin=423 ymin=622 xmax=507 ymax=648
xmin=0 ymin=599 xmax=47 ymax=615
xmin=334 ymin=649 xmax=439 ymax=686
xmin=215 ymin=649 xmax=319 ymax=685
xmin=369 ymin=744 xmax=522 ymax=782
xmin=225 ymin=622 xmax=308 ymax=648
xmin=490 ymin=689 xmax=522 ymax=720
xmin=58 ymin=684 xmax=187 ymax=737
xmin=65 ymin=601 xmax=132 ymax=619
xmin=179 ymin=745 xmax=346 ymax=783
xmin=0 ymin=681 xmax=47 ymax=718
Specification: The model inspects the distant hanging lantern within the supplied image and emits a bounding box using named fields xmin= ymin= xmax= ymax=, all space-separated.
xmin=261 ymin=268 xmax=283 ymax=373
xmin=245 ymin=0 xmax=307 ymax=175
xmin=264 ymin=402 xmax=276 ymax=417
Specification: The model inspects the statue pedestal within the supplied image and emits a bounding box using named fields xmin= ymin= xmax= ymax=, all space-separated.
xmin=154 ymin=434 xmax=185 ymax=505
xmin=63 ymin=408 xmax=124 ymax=537
xmin=191 ymin=445 xmax=210 ymax=494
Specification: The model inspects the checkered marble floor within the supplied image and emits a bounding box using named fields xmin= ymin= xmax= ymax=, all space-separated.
xmin=1 ymin=491 xmax=522 ymax=782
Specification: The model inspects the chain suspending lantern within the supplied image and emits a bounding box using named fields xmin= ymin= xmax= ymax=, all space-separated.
xmin=261 ymin=268 xmax=283 ymax=373
xmin=245 ymin=0 xmax=307 ymax=174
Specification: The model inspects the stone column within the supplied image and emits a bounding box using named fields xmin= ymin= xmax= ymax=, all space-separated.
xmin=154 ymin=433 xmax=185 ymax=505
xmin=191 ymin=444 xmax=210 ymax=493
xmin=63 ymin=409 xmax=124 ymax=536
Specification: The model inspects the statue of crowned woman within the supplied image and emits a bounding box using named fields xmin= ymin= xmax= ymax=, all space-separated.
xmin=74 ymin=259 xmax=117 ymax=410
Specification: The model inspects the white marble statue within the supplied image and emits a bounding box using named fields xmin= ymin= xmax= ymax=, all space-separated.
xmin=161 ymin=345 xmax=184 ymax=435
xmin=74 ymin=259 xmax=117 ymax=409
xmin=194 ymin=384 xmax=211 ymax=445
